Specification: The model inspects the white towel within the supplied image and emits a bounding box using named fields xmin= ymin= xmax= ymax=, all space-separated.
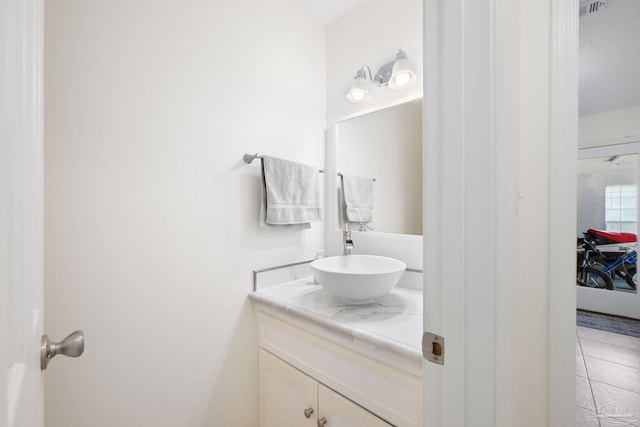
xmin=261 ymin=156 xmax=322 ymax=227
xmin=341 ymin=174 xmax=373 ymax=223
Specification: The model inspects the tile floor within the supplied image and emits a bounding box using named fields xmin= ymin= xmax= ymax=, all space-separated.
xmin=576 ymin=325 xmax=640 ymax=426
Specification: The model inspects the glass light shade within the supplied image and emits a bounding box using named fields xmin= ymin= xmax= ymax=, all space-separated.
xmin=388 ymin=53 xmax=416 ymax=89
xmin=346 ymin=72 xmax=370 ymax=103
xmin=346 ymin=86 xmax=370 ymax=103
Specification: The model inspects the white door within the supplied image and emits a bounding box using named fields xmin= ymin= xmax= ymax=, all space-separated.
xmin=422 ymin=0 xmax=577 ymax=425
xmin=422 ymin=0 xmax=501 ymax=424
xmin=1 ymin=0 xmax=45 ymax=426
xmin=578 ymin=142 xmax=640 ymax=319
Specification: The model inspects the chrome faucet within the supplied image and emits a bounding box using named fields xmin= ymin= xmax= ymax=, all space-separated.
xmin=343 ymin=223 xmax=354 ymax=255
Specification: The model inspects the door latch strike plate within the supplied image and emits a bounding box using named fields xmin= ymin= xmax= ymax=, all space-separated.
xmin=422 ymin=332 xmax=445 ymax=365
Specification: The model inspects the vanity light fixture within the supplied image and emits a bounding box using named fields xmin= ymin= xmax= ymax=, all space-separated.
xmin=346 ymin=49 xmax=416 ymax=103
xmin=346 ymin=69 xmax=371 ymax=103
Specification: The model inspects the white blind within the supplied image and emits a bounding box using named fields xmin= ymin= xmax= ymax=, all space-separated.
xmin=605 ymin=184 xmax=637 ymax=232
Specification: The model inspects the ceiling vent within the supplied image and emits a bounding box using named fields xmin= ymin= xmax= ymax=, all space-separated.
xmin=580 ymin=0 xmax=608 ymax=16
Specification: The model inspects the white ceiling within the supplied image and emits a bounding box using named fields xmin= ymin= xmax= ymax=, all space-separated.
xmin=295 ymin=0 xmax=364 ymax=25
xmin=296 ymin=0 xmax=640 ymax=117
xmin=580 ymin=0 xmax=640 ymax=116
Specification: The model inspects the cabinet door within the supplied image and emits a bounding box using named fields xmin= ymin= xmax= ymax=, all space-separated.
xmin=318 ymin=385 xmax=393 ymax=427
xmin=259 ymin=350 xmax=317 ymax=427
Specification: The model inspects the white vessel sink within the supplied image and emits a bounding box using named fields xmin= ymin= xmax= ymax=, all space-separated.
xmin=310 ymin=255 xmax=406 ymax=302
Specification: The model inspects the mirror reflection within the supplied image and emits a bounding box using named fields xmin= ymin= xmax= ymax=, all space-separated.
xmin=577 ymin=154 xmax=638 ymax=294
xmin=335 ymin=99 xmax=422 ymax=235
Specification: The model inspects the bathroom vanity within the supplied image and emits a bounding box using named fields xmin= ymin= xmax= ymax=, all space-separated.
xmin=249 ymin=267 xmax=423 ymax=427
xmin=250 ymin=97 xmax=425 ymax=426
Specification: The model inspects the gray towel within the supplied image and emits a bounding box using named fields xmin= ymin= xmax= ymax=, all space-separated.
xmin=341 ymin=174 xmax=373 ymax=223
xmin=261 ymin=156 xmax=322 ymax=227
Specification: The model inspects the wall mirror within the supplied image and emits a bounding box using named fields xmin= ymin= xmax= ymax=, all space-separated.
xmin=334 ymin=98 xmax=423 ymax=236
xmin=577 ymin=143 xmax=640 ymax=320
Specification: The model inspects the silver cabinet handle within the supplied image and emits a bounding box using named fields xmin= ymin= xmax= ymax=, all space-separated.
xmin=317 ymin=417 xmax=327 ymax=426
xmin=304 ymin=407 xmax=314 ymax=419
xmin=41 ymin=330 xmax=85 ymax=370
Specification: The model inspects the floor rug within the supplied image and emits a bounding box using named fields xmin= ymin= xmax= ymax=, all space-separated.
xmin=577 ymin=310 xmax=640 ymax=338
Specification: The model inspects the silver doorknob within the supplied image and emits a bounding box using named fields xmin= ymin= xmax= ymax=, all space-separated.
xmin=41 ymin=330 xmax=85 ymax=370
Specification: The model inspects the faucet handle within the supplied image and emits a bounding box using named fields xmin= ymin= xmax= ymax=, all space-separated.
xmin=343 ymin=223 xmax=354 ymax=255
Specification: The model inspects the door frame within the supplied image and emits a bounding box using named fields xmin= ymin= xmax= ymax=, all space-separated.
xmin=422 ymin=0 xmax=577 ymax=425
xmin=548 ymin=0 xmax=580 ymax=425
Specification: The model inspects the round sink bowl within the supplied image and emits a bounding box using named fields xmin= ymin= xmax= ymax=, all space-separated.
xmin=310 ymin=255 xmax=406 ymax=302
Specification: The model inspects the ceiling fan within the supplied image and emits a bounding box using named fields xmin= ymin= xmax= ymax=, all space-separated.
xmin=580 ymin=0 xmax=608 ymax=16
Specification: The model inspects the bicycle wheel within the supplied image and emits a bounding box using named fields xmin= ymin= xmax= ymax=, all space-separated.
xmin=577 ymin=266 xmax=614 ymax=290
xmin=624 ymin=266 xmax=637 ymax=290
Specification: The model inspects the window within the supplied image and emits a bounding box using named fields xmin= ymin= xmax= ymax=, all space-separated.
xmin=605 ymin=184 xmax=637 ymax=233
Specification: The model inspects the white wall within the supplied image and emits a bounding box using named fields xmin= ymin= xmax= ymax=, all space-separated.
xmin=579 ymin=105 xmax=640 ymax=148
xmin=44 ymin=1 xmax=325 ymax=426
xmin=325 ymin=0 xmax=423 ymax=268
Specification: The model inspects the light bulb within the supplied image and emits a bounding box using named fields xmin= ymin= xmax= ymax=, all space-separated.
xmin=350 ymin=89 xmax=367 ymax=102
xmin=346 ymin=68 xmax=371 ymax=103
xmin=389 ymin=50 xmax=416 ymax=89
xmin=391 ymin=72 xmax=412 ymax=87
xmin=346 ymin=86 xmax=370 ymax=103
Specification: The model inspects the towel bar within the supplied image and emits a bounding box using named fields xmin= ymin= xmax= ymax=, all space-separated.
xmin=243 ymin=153 xmax=263 ymax=164
xmin=337 ymin=172 xmax=376 ymax=182
xmin=243 ymin=153 xmax=325 ymax=173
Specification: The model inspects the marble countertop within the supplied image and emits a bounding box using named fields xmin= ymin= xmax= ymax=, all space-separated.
xmin=249 ymin=276 xmax=423 ymax=370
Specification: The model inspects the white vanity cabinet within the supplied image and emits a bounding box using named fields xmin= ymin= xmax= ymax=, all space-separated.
xmin=254 ymin=307 xmax=423 ymax=427
xmin=260 ymin=349 xmax=393 ymax=427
